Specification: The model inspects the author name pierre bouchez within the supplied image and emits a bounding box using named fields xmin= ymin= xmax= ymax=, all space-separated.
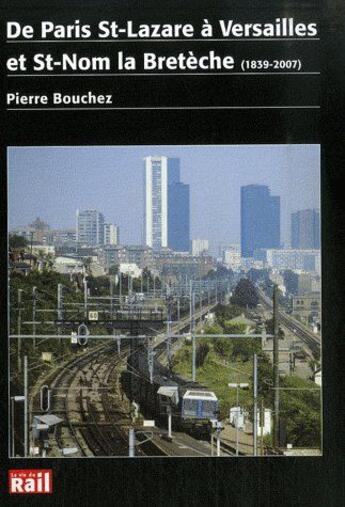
xmin=7 ymin=91 xmax=113 ymax=106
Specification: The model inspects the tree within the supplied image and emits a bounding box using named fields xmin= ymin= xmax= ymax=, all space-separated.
xmin=196 ymin=342 xmax=210 ymax=368
xmin=231 ymin=337 xmax=261 ymax=362
xmin=222 ymin=322 xmax=246 ymax=335
xmin=265 ymin=318 xmax=285 ymax=339
xmin=204 ymin=323 xmax=223 ymax=335
xmin=231 ymin=278 xmax=259 ymax=308
xmin=9 ymin=235 xmax=27 ymax=250
xmin=91 ymin=275 xmax=113 ymax=296
xmin=211 ymin=320 xmax=261 ymax=362
xmin=214 ymin=303 xmax=242 ymax=325
xmin=255 ymin=352 xmax=274 ymax=402
xmin=213 ymin=337 xmax=232 ymax=358
xmin=280 ymin=375 xmax=321 ymax=447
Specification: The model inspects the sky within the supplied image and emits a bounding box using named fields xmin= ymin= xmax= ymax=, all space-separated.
xmin=8 ymin=145 xmax=320 ymax=254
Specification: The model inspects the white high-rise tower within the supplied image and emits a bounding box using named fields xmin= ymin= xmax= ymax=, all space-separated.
xmin=144 ymin=156 xmax=168 ymax=249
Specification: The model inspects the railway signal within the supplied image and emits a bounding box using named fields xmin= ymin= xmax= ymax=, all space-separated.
xmin=40 ymin=385 xmax=51 ymax=412
xmin=77 ymin=323 xmax=89 ymax=347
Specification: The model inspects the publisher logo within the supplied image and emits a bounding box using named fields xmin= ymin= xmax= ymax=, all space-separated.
xmin=8 ymin=469 xmax=52 ymax=494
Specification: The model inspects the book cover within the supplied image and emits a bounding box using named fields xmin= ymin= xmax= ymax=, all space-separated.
xmin=1 ymin=0 xmax=344 ymax=505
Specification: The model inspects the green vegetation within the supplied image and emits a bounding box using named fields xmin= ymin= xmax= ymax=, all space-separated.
xmin=172 ymin=299 xmax=321 ymax=448
xmin=172 ymin=343 xmax=253 ymax=419
xmin=265 ymin=317 xmax=285 ymax=340
xmin=213 ymin=303 xmax=244 ymax=324
xmin=10 ymin=271 xmax=89 ymax=388
xmin=279 ymin=375 xmax=321 ymax=447
xmin=10 ymin=269 xmax=321 ymax=449
xmin=231 ymin=278 xmax=259 ymax=308
xmin=9 ymin=234 xmax=28 ymax=250
xmin=10 ymin=267 xmax=165 ymax=390
xmin=172 ymin=301 xmax=260 ymax=419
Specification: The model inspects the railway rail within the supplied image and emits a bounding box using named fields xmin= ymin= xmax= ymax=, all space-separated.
xmin=30 ymin=342 xmax=134 ymax=456
xmin=30 ymin=300 xmax=219 ymax=457
xmin=258 ymin=288 xmax=321 ymax=356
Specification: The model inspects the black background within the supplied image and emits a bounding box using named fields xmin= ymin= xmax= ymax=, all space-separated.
xmin=0 ymin=1 xmax=344 ymax=505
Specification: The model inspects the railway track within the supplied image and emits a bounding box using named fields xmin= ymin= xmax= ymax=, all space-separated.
xmin=31 ymin=300 xmax=219 ymax=457
xmin=77 ymin=350 xmax=133 ymax=456
xmin=88 ymin=302 xmax=218 ymax=456
xmin=258 ymin=288 xmax=321 ymax=356
xmin=31 ymin=342 xmax=133 ymax=457
xmin=49 ymin=346 xmax=108 ymax=456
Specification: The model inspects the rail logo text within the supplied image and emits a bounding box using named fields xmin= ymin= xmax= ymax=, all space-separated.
xmin=8 ymin=469 xmax=52 ymax=494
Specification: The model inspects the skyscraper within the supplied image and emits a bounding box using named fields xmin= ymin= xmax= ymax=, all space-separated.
xmin=291 ymin=209 xmax=320 ymax=249
xmin=144 ymin=156 xmax=190 ymax=251
xmin=241 ymin=184 xmax=280 ymax=258
xmin=144 ymin=156 xmax=168 ymax=249
xmin=76 ymin=209 xmax=105 ymax=246
xmin=168 ymin=181 xmax=190 ymax=251
xmin=167 ymin=157 xmax=180 ymax=185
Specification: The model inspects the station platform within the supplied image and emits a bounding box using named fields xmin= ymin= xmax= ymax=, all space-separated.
xmin=219 ymin=423 xmax=255 ymax=456
xmin=146 ymin=429 xmax=232 ymax=457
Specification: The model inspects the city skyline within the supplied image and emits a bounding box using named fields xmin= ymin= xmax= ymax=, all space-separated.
xmin=8 ymin=145 xmax=320 ymax=254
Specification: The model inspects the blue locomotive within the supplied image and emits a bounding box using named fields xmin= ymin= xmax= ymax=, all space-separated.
xmin=122 ymin=350 xmax=219 ymax=437
xmin=159 ymin=383 xmax=219 ymax=436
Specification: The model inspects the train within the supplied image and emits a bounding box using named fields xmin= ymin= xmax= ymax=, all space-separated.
xmin=121 ymin=347 xmax=219 ymax=438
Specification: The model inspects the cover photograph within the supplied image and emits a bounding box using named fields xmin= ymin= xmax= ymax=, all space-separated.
xmin=7 ymin=144 xmax=321 ymax=459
